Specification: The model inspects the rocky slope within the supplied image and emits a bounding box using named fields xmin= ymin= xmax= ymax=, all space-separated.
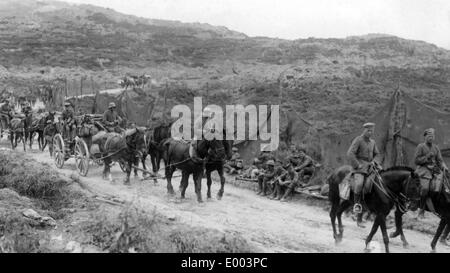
xmin=1 ymin=0 xmax=450 ymax=134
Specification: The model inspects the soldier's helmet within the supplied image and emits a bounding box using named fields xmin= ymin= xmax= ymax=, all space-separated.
xmin=266 ymin=160 xmax=275 ymax=166
xmin=64 ymin=102 xmax=71 ymax=107
xmin=232 ymin=147 xmax=238 ymax=152
xmin=253 ymin=158 xmax=261 ymax=164
xmin=108 ymin=102 xmax=116 ymax=109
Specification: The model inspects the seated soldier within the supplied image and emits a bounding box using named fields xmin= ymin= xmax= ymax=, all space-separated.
xmin=224 ymin=147 xmax=243 ymax=174
xmin=103 ymin=102 xmax=124 ymax=133
xmin=242 ymin=158 xmax=262 ymax=179
xmin=274 ymin=162 xmax=302 ymax=202
xmin=257 ymin=159 xmax=285 ymax=196
xmin=290 ymin=147 xmax=315 ymax=186
xmin=62 ymin=102 xmax=76 ymax=142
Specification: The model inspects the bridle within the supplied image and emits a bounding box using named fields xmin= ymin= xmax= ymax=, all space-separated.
xmin=371 ymin=164 xmax=418 ymax=214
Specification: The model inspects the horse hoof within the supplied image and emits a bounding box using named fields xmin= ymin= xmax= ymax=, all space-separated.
xmin=217 ymin=194 xmax=222 ymax=201
xmin=197 ymin=197 xmax=203 ymax=203
xmin=390 ymin=231 xmax=400 ymax=238
xmin=403 ymin=242 xmax=409 ymax=249
xmin=430 ymin=249 xmax=436 ymax=253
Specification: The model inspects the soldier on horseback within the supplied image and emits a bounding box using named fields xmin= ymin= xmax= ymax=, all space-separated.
xmin=414 ymin=128 xmax=448 ymax=219
xmin=347 ymin=122 xmax=380 ymax=224
xmin=103 ymin=102 xmax=124 ymax=133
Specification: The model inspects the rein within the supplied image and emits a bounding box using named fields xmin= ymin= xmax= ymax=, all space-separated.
xmin=372 ymin=167 xmax=411 ymax=213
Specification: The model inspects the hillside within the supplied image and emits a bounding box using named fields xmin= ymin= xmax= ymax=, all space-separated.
xmin=1 ymin=0 xmax=450 ymax=135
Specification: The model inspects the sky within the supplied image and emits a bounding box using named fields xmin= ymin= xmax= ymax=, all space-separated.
xmin=64 ymin=0 xmax=450 ymax=49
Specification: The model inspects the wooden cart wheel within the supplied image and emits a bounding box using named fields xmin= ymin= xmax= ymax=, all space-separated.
xmin=75 ymin=137 xmax=90 ymax=177
xmin=53 ymin=134 xmax=65 ymax=169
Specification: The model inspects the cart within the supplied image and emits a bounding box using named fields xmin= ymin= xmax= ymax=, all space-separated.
xmin=53 ymin=133 xmax=90 ymax=176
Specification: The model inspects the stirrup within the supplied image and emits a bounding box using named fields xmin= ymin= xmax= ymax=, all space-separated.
xmin=353 ymin=203 xmax=362 ymax=214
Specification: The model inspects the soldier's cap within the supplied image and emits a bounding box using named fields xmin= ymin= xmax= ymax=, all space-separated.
xmin=108 ymin=102 xmax=116 ymax=108
xmin=363 ymin=122 xmax=375 ymax=129
xmin=253 ymin=158 xmax=261 ymax=164
xmin=232 ymin=147 xmax=238 ymax=152
xmin=424 ymin=128 xmax=435 ymax=136
xmin=266 ymin=160 xmax=275 ymax=166
xmin=64 ymin=102 xmax=71 ymax=106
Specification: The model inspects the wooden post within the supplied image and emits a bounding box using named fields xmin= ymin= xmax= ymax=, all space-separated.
xmin=162 ymin=81 xmax=168 ymax=122
xmin=205 ymin=82 xmax=209 ymax=105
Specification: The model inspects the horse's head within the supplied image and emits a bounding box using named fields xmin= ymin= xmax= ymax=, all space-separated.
xmin=125 ymin=127 xmax=147 ymax=158
xmin=200 ymin=129 xmax=233 ymax=161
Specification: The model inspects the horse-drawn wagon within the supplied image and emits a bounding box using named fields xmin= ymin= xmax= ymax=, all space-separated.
xmin=52 ymin=114 xmax=105 ymax=176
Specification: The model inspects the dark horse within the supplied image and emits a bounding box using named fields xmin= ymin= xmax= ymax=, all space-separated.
xmin=205 ymin=136 xmax=233 ymax=200
xmin=163 ymin=136 xmax=230 ymax=203
xmin=416 ymin=172 xmax=450 ymax=252
xmin=31 ymin=112 xmax=56 ymax=151
xmin=92 ymin=127 xmax=147 ymax=184
xmin=144 ymin=121 xmax=173 ymax=172
xmin=328 ymin=165 xmax=421 ymax=253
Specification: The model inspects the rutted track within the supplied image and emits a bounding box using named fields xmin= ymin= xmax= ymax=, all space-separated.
xmin=4 ymin=141 xmax=450 ymax=253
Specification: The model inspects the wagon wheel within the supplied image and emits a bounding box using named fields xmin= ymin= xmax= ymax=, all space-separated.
xmin=53 ymin=134 xmax=65 ymax=169
xmin=75 ymin=137 xmax=90 ymax=177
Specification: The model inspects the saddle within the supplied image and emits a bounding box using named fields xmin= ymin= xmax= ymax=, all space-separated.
xmin=339 ymin=171 xmax=375 ymax=201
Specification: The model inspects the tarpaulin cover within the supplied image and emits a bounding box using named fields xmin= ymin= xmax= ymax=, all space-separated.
xmin=320 ymin=89 xmax=450 ymax=169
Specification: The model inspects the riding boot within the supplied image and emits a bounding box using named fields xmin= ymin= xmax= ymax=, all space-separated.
xmin=280 ymin=186 xmax=294 ymax=202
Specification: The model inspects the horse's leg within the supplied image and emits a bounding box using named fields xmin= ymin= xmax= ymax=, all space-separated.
xmin=378 ymin=214 xmax=390 ymax=253
xmin=330 ymin=202 xmax=340 ymax=244
xmin=10 ymin=132 xmax=14 ymax=149
xmin=365 ymin=216 xmax=380 ymax=251
xmin=124 ymin=160 xmax=131 ymax=185
xmin=440 ymin=224 xmax=450 ymax=245
xmin=180 ymin=171 xmax=189 ymax=199
xmin=431 ymin=218 xmax=447 ymax=252
xmin=206 ymin=168 xmax=212 ymax=199
xmin=217 ymin=164 xmax=226 ymax=200
xmin=165 ymin=164 xmax=175 ymax=195
xmin=22 ymin=133 xmax=26 ymax=152
xmin=103 ymin=158 xmax=112 ymax=181
xmin=336 ymin=200 xmax=352 ymax=240
xmin=133 ymin=157 xmax=139 ymax=178
xmin=194 ymin=170 xmax=203 ymax=203
xmin=150 ymin=152 xmax=157 ymax=173
xmin=390 ymin=208 xmax=409 ymax=248
xmin=141 ymin=153 xmax=147 ymax=177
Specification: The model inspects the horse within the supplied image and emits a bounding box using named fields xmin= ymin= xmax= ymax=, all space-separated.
xmin=32 ymin=112 xmax=56 ymax=151
xmin=141 ymin=121 xmax=173 ymax=174
xmin=162 ymin=136 xmax=229 ymax=203
xmin=205 ymin=134 xmax=233 ymax=200
xmin=417 ymin=172 xmax=450 ymax=252
xmin=9 ymin=117 xmax=26 ymax=151
xmin=328 ymin=165 xmax=421 ymax=253
xmin=92 ymin=127 xmax=147 ymax=185
xmin=43 ymin=120 xmax=60 ymax=157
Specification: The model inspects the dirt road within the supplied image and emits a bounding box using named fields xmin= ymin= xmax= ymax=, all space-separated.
xmin=7 ymin=142 xmax=450 ymax=253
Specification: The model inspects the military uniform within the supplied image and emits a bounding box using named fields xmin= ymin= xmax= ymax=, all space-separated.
xmin=0 ymin=102 xmax=12 ymax=132
xmin=290 ymin=152 xmax=315 ymax=182
xmin=103 ymin=103 xmax=123 ymax=133
xmin=62 ymin=104 xmax=76 ymax=141
xmin=414 ymin=128 xmax=448 ymax=217
xmin=257 ymin=160 xmax=286 ymax=196
xmin=347 ymin=123 xmax=379 ymax=217
xmin=272 ymin=164 xmax=301 ymax=201
xmin=224 ymin=148 xmax=243 ymax=174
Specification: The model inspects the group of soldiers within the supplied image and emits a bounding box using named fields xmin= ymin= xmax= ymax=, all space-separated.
xmin=346 ymin=122 xmax=448 ymax=227
xmin=60 ymin=101 xmax=124 ymax=144
xmin=228 ymin=144 xmax=316 ymax=202
xmin=0 ymin=98 xmax=33 ymax=134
